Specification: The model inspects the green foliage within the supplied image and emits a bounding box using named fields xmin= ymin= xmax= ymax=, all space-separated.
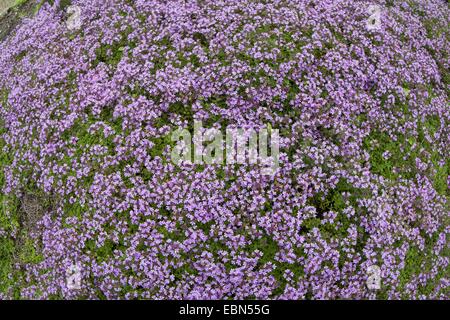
xmin=364 ymin=117 xmax=449 ymax=197
xmin=93 ymin=26 xmax=135 ymax=68
xmin=399 ymin=229 xmax=450 ymax=298
xmin=364 ymin=131 xmax=415 ymax=180
xmin=0 ymin=237 xmax=15 ymax=294
xmin=18 ymin=238 xmax=43 ymax=264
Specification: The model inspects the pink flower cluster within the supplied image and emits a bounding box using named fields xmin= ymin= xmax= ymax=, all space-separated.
xmin=0 ymin=0 xmax=448 ymax=299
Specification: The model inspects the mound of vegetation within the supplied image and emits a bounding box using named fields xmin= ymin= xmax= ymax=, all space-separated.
xmin=0 ymin=0 xmax=448 ymax=299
